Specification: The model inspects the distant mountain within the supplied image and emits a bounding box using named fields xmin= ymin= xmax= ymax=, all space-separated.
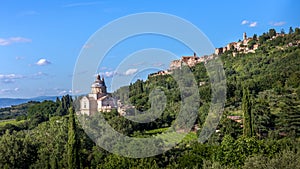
xmin=0 ymin=96 xmax=60 ymax=108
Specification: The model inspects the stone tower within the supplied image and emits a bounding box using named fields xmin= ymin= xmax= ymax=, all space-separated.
xmin=243 ymin=32 xmax=247 ymax=40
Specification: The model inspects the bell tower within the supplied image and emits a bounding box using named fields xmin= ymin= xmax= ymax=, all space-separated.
xmin=243 ymin=32 xmax=247 ymax=40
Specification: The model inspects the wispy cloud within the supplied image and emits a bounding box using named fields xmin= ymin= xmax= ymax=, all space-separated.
xmin=249 ymin=22 xmax=258 ymax=27
xmin=53 ymin=88 xmax=74 ymax=95
xmin=241 ymin=20 xmax=258 ymax=27
xmin=125 ymin=68 xmax=138 ymax=76
xmin=270 ymin=21 xmax=286 ymax=26
xmin=63 ymin=1 xmax=102 ymax=7
xmin=57 ymin=89 xmax=84 ymax=95
xmin=101 ymin=71 xmax=117 ymax=78
xmin=36 ymin=58 xmax=51 ymax=66
xmin=0 ymin=37 xmax=31 ymax=46
xmin=100 ymin=68 xmax=138 ymax=78
xmin=0 ymin=74 xmax=24 ymax=83
xmin=0 ymin=72 xmax=49 ymax=84
xmin=0 ymin=88 xmax=20 ymax=94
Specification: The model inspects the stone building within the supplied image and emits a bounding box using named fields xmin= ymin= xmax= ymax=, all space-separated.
xmin=214 ymin=32 xmax=260 ymax=55
xmin=170 ymin=52 xmax=202 ymax=70
xmin=79 ymin=74 xmax=117 ymax=115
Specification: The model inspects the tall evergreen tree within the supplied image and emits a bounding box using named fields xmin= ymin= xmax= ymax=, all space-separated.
xmin=289 ymin=26 xmax=294 ymax=34
xmin=67 ymin=107 xmax=80 ymax=169
xmin=242 ymin=88 xmax=253 ymax=137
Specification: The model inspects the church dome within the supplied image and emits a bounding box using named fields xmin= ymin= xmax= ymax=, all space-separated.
xmin=91 ymin=74 xmax=106 ymax=88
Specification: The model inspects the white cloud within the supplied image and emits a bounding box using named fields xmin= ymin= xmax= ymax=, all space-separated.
xmin=0 ymin=74 xmax=24 ymax=83
xmin=0 ymin=37 xmax=31 ymax=46
xmin=125 ymin=68 xmax=138 ymax=76
xmin=0 ymin=74 xmax=22 ymax=79
xmin=0 ymin=72 xmax=49 ymax=83
xmin=241 ymin=20 xmax=258 ymax=27
xmin=36 ymin=58 xmax=51 ymax=66
xmin=241 ymin=20 xmax=249 ymax=25
xmin=271 ymin=21 xmax=286 ymax=26
xmin=101 ymin=71 xmax=117 ymax=78
xmin=99 ymin=69 xmax=138 ymax=78
xmin=249 ymin=22 xmax=258 ymax=27
xmin=104 ymin=71 xmax=115 ymax=77
xmin=0 ymin=89 xmax=11 ymax=94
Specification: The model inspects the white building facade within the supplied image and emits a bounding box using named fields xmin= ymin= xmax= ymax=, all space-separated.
xmin=79 ymin=75 xmax=117 ymax=115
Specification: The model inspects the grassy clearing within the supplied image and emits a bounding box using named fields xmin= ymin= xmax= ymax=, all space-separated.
xmin=0 ymin=119 xmax=26 ymax=127
xmin=142 ymin=127 xmax=198 ymax=145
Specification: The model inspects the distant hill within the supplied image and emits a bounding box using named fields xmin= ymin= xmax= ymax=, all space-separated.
xmin=0 ymin=96 xmax=60 ymax=108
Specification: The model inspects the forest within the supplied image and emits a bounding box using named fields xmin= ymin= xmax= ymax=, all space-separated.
xmin=0 ymin=27 xmax=299 ymax=169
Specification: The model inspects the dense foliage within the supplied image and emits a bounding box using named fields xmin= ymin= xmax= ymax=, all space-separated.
xmin=0 ymin=28 xmax=299 ymax=168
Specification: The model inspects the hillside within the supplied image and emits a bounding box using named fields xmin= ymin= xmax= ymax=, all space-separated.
xmin=0 ymin=28 xmax=299 ymax=168
xmin=113 ymin=28 xmax=300 ymax=138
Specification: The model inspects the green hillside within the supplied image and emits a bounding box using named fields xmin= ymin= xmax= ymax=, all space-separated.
xmin=0 ymin=28 xmax=299 ymax=168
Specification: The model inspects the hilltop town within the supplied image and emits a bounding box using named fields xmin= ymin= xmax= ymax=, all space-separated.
xmin=215 ymin=32 xmax=259 ymax=56
xmin=150 ymin=30 xmax=299 ymax=77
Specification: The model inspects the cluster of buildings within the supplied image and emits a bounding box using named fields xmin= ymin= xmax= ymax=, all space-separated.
xmin=214 ymin=32 xmax=259 ymax=56
xmin=150 ymin=33 xmax=260 ymax=77
xmin=150 ymin=52 xmax=216 ymax=77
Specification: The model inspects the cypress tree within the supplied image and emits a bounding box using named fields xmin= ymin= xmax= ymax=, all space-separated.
xmin=67 ymin=107 xmax=80 ymax=169
xmin=242 ymin=87 xmax=253 ymax=137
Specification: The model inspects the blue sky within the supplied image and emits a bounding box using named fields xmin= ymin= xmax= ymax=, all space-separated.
xmin=0 ymin=0 xmax=299 ymax=98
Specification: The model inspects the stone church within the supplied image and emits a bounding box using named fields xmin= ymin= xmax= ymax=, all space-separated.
xmin=79 ymin=74 xmax=117 ymax=115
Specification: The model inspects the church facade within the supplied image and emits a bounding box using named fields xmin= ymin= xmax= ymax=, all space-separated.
xmin=79 ymin=75 xmax=117 ymax=115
